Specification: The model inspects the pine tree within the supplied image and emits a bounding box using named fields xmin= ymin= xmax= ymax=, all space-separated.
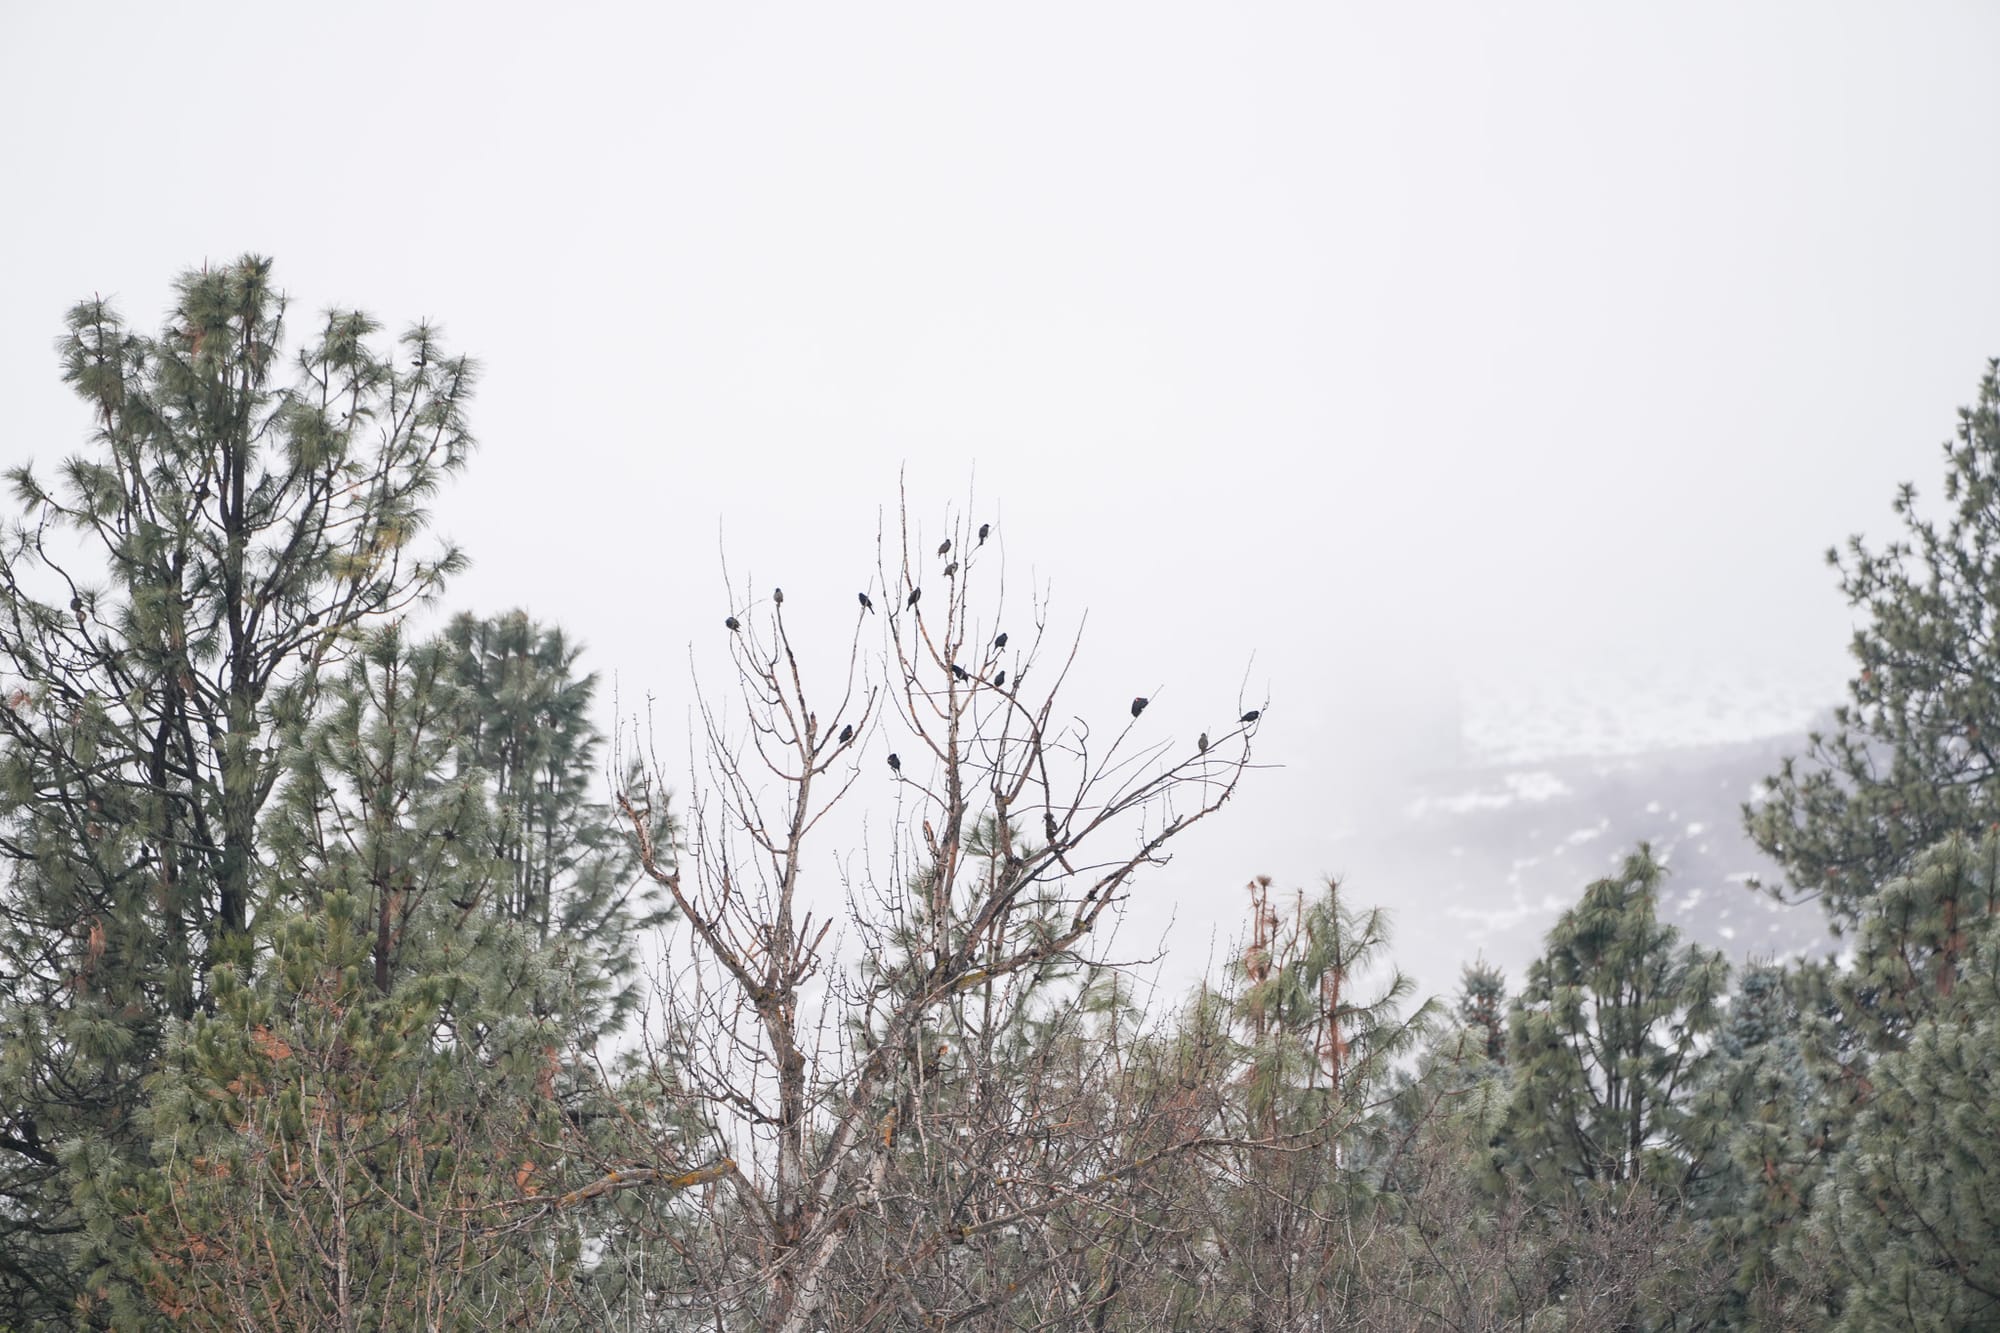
xmin=437 ymin=609 xmax=668 ymax=1037
xmin=267 ymin=625 xmax=499 ymax=995
xmin=88 ymin=890 xmax=583 ymax=1330
xmin=1231 ymin=875 xmax=1429 ymax=1139
xmin=1480 ymin=848 xmax=1734 ymax=1328
xmin=1200 ymin=876 xmax=1432 ymax=1327
xmin=1737 ymin=364 xmax=2000 ymax=1326
xmin=0 ymin=257 xmax=473 ymax=1317
xmin=1812 ymin=920 xmax=2000 ymax=1330
xmin=1741 ymin=825 xmax=2000 ymax=1308
xmin=1497 ymin=846 xmax=1729 ymax=1200
xmin=1748 ymin=361 xmax=2000 ymax=928
xmin=1457 ymin=955 xmax=1508 ymax=1065
xmin=1841 ymin=830 xmax=2000 ymax=1044
xmin=1685 ymin=963 xmax=1827 ymax=1328
xmin=79 ymin=622 xmax=646 ymax=1327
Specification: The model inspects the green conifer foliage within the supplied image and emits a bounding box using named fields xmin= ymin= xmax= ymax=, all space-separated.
xmin=438 ymin=610 xmax=669 ymax=1035
xmin=1197 ymin=877 xmax=1433 ymax=1326
xmin=1232 ymin=875 xmax=1429 ymax=1138
xmin=1813 ymin=923 xmax=2000 ymax=1331
xmin=1498 ymin=846 xmax=1728 ymax=1200
xmin=90 ymin=891 xmax=580 ymax=1330
xmin=1749 ymin=362 xmax=2000 ymax=928
xmin=1841 ymin=830 xmax=2000 ymax=1047
xmin=1457 ymin=956 xmax=1509 ymax=1065
xmin=268 ymin=625 xmax=499 ymax=995
xmin=80 ymin=622 xmax=642 ymax=1327
xmin=1737 ymin=365 xmax=2000 ymax=1327
xmin=1741 ymin=824 xmax=2000 ymax=1310
xmin=1686 ymin=963 xmax=1829 ymax=1328
xmin=0 ymin=258 xmax=472 ymax=1318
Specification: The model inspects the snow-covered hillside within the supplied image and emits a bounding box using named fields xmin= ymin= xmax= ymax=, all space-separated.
xmin=1330 ymin=716 xmax=1841 ymax=1003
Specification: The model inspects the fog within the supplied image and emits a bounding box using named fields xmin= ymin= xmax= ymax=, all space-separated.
xmin=5 ymin=3 xmax=1999 ymax=998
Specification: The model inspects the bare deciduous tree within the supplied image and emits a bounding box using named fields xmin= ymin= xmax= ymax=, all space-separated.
xmin=601 ymin=498 xmax=1260 ymax=1329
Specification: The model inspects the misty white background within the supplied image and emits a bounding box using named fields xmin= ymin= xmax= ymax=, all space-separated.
xmin=5 ymin=4 xmax=1999 ymax=996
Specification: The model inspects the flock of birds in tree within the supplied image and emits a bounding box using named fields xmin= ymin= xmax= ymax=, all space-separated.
xmin=722 ymin=519 xmax=1261 ymax=776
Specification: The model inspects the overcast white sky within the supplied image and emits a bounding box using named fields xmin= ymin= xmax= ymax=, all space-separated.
xmin=5 ymin=4 xmax=1999 ymax=987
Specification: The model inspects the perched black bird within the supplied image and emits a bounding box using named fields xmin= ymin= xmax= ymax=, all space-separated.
xmin=943 ymin=561 xmax=958 ymax=578
xmin=978 ymin=522 xmax=991 ymax=544
xmin=994 ymin=670 xmax=1007 ymax=689
xmin=937 ymin=538 xmax=951 ymax=557
xmin=773 ymin=587 xmax=785 ymax=606
xmin=993 ymin=631 xmax=1008 ymax=650
xmin=1240 ymin=710 xmax=1261 ymax=723
xmin=859 ymin=592 xmax=874 ymax=613
xmin=1131 ymin=697 xmax=1149 ymax=718
xmin=1197 ymin=732 xmax=1210 ymax=753
xmin=725 ymin=616 xmax=741 ymax=631
xmin=1044 ymin=812 xmax=1059 ymax=842
xmin=907 ymin=587 xmax=922 ymax=609
xmin=887 ymin=753 xmax=902 ymax=774
xmin=951 ymin=663 xmax=970 ymax=682
xmin=838 ymin=723 xmax=854 ymax=744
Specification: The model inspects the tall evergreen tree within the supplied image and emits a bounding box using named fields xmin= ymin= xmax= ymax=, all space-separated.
xmin=0 ymin=258 xmax=473 ymax=1317
xmin=79 ymin=622 xmax=650 ymax=1328
xmin=1479 ymin=849 xmax=1733 ymax=1329
xmin=1840 ymin=829 xmax=2000 ymax=1042
xmin=441 ymin=611 xmax=594 ymax=935
xmin=1196 ymin=876 xmax=1432 ymax=1327
xmin=1748 ymin=361 xmax=2000 ymax=928
xmin=437 ymin=610 xmax=667 ymax=1036
xmin=1812 ymin=920 xmax=2000 ymax=1330
xmin=1497 ymin=846 xmax=1728 ymax=1200
xmin=1685 ymin=963 xmax=1827 ymax=1328
xmin=1231 ymin=875 xmax=1429 ymax=1139
xmin=1457 ymin=955 xmax=1508 ymax=1065
xmin=265 ymin=625 xmax=502 ymax=994
xmin=91 ymin=891 xmax=585 ymax=1331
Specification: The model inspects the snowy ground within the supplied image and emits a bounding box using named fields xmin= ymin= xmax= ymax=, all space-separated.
xmin=1326 ymin=665 xmax=1845 ymax=1005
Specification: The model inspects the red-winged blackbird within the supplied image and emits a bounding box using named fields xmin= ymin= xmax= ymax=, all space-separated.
xmin=888 ymin=753 xmax=902 ymax=774
xmin=994 ymin=670 xmax=1007 ymax=688
xmin=907 ymin=587 xmax=921 ymax=609
xmin=725 ymin=616 xmax=741 ymax=631
xmin=993 ymin=631 xmax=1008 ymax=650
xmin=937 ymin=539 xmax=951 ymax=557
xmin=978 ymin=523 xmax=991 ymax=544
xmin=838 ymin=724 xmax=854 ymax=743
xmin=1198 ymin=732 xmax=1210 ymax=753
xmin=859 ymin=592 xmax=874 ymax=613
xmin=1131 ymin=697 xmax=1149 ymax=718
xmin=773 ymin=587 xmax=784 ymax=605
xmin=951 ymin=664 xmax=970 ymax=682
xmin=1240 ymin=710 xmax=1261 ymax=723
xmin=943 ymin=561 xmax=958 ymax=578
